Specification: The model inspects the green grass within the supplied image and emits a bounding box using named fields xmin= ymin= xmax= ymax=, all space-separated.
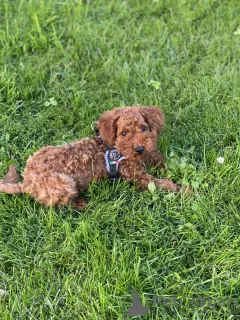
xmin=0 ymin=0 xmax=240 ymax=318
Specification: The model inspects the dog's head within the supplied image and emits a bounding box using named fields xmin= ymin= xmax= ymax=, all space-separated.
xmin=97 ymin=106 xmax=165 ymax=159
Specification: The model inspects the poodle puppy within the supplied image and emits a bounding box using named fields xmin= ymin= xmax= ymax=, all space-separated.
xmin=0 ymin=106 xmax=185 ymax=208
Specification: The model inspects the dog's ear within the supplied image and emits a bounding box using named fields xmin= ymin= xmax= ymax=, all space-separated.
xmin=97 ymin=108 xmax=120 ymax=146
xmin=139 ymin=106 xmax=165 ymax=136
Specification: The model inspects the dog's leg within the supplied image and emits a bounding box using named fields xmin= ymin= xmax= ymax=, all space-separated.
xmin=119 ymin=162 xmax=181 ymax=193
xmin=0 ymin=182 xmax=23 ymax=194
xmin=0 ymin=165 xmax=23 ymax=194
xmin=1 ymin=165 xmax=19 ymax=183
xmin=23 ymin=172 xmax=79 ymax=206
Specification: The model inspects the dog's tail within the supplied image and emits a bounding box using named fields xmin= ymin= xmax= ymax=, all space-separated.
xmin=0 ymin=165 xmax=23 ymax=194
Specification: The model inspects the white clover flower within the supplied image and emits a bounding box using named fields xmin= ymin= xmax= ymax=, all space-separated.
xmin=217 ymin=157 xmax=224 ymax=164
xmin=0 ymin=289 xmax=8 ymax=298
xmin=170 ymin=151 xmax=175 ymax=157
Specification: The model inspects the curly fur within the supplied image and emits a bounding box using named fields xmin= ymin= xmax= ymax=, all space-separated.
xmin=0 ymin=106 xmax=185 ymax=208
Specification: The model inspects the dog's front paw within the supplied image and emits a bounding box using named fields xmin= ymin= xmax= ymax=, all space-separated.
xmin=155 ymin=179 xmax=181 ymax=193
xmin=176 ymin=184 xmax=193 ymax=194
xmin=182 ymin=185 xmax=193 ymax=193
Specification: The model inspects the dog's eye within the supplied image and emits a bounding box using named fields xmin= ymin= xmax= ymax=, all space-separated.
xmin=141 ymin=126 xmax=147 ymax=132
xmin=121 ymin=132 xmax=127 ymax=136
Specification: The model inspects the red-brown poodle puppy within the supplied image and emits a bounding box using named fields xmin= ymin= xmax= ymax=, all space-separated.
xmin=0 ymin=106 xmax=185 ymax=208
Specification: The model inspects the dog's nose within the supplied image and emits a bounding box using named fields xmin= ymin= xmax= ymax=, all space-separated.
xmin=135 ymin=146 xmax=144 ymax=153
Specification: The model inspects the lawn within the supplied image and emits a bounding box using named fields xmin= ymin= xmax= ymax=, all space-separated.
xmin=0 ymin=0 xmax=240 ymax=319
